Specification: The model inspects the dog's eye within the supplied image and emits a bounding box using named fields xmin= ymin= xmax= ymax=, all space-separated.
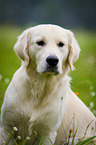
xmin=36 ymin=40 xmax=45 ymax=46
xmin=58 ymin=42 xmax=64 ymax=47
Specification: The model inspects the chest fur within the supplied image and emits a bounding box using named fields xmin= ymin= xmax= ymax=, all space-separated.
xmin=14 ymin=74 xmax=70 ymax=137
xmin=17 ymin=90 xmax=65 ymax=138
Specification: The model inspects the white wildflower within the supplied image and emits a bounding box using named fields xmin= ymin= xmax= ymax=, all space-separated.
xmin=5 ymin=78 xmax=10 ymax=84
xmin=13 ymin=127 xmax=18 ymax=131
xmin=0 ymin=74 xmax=3 ymax=81
xmin=89 ymin=102 xmax=94 ymax=110
xmin=26 ymin=136 xmax=30 ymax=140
xmin=90 ymin=91 xmax=96 ymax=97
xmin=17 ymin=136 xmax=21 ymax=140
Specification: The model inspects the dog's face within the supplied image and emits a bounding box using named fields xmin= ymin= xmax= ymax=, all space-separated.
xmin=14 ymin=24 xmax=80 ymax=75
xmin=29 ymin=25 xmax=69 ymax=75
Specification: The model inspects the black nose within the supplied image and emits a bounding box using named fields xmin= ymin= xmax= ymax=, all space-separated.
xmin=46 ymin=55 xmax=59 ymax=67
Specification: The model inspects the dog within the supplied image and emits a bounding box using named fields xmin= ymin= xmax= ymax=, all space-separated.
xmin=0 ymin=24 xmax=95 ymax=145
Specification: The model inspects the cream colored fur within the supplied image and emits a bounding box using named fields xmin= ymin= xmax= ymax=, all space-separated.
xmin=0 ymin=24 xmax=95 ymax=145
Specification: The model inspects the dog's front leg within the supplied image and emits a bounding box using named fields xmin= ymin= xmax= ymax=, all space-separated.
xmin=42 ymin=131 xmax=57 ymax=145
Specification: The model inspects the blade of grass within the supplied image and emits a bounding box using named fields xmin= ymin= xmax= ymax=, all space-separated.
xmin=39 ymin=137 xmax=44 ymax=145
xmin=67 ymin=131 xmax=72 ymax=145
xmin=81 ymin=120 xmax=94 ymax=141
xmin=48 ymin=138 xmax=54 ymax=145
xmin=71 ymin=129 xmax=77 ymax=145
xmin=0 ymin=133 xmax=6 ymax=142
xmin=76 ymin=136 xmax=96 ymax=145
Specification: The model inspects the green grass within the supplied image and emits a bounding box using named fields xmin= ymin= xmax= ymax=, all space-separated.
xmin=0 ymin=123 xmax=96 ymax=145
xmin=70 ymin=30 xmax=96 ymax=113
xmin=0 ymin=26 xmax=96 ymax=115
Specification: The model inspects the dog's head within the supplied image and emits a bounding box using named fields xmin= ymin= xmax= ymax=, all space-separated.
xmin=14 ymin=24 xmax=80 ymax=75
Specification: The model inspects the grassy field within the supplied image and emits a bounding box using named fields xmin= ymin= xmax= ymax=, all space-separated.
xmin=0 ymin=25 xmax=96 ymax=116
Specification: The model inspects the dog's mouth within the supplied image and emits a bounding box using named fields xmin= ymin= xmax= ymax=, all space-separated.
xmin=43 ymin=66 xmax=59 ymax=75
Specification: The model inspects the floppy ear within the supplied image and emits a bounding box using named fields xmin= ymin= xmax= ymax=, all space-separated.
xmin=66 ymin=30 xmax=81 ymax=70
xmin=14 ymin=28 xmax=31 ymax=66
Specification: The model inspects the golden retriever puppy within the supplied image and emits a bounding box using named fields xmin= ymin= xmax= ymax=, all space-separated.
xmin=0 ymin=24 xmax=95 ymax=145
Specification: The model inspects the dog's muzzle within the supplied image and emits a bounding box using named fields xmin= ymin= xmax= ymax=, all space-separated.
xmin=44 ymin=55 xmax=59 ymax=74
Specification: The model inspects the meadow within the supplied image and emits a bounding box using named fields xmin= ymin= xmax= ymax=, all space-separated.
xmin=0 ymin=25 xmax=96 ymax=116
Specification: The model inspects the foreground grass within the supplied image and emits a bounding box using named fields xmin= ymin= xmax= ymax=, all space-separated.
xmin=0 ymin=121 xmax=96 ymax=145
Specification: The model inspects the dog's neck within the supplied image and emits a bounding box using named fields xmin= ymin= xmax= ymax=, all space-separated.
xmin=25 ymin=64 xmax=70 ymax=108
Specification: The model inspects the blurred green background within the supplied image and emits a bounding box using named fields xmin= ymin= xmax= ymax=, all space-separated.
xmin=0 ymin=26 xmax=96 ymax=115
xmin=0 ymin=0 xmax=96 ymax=115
